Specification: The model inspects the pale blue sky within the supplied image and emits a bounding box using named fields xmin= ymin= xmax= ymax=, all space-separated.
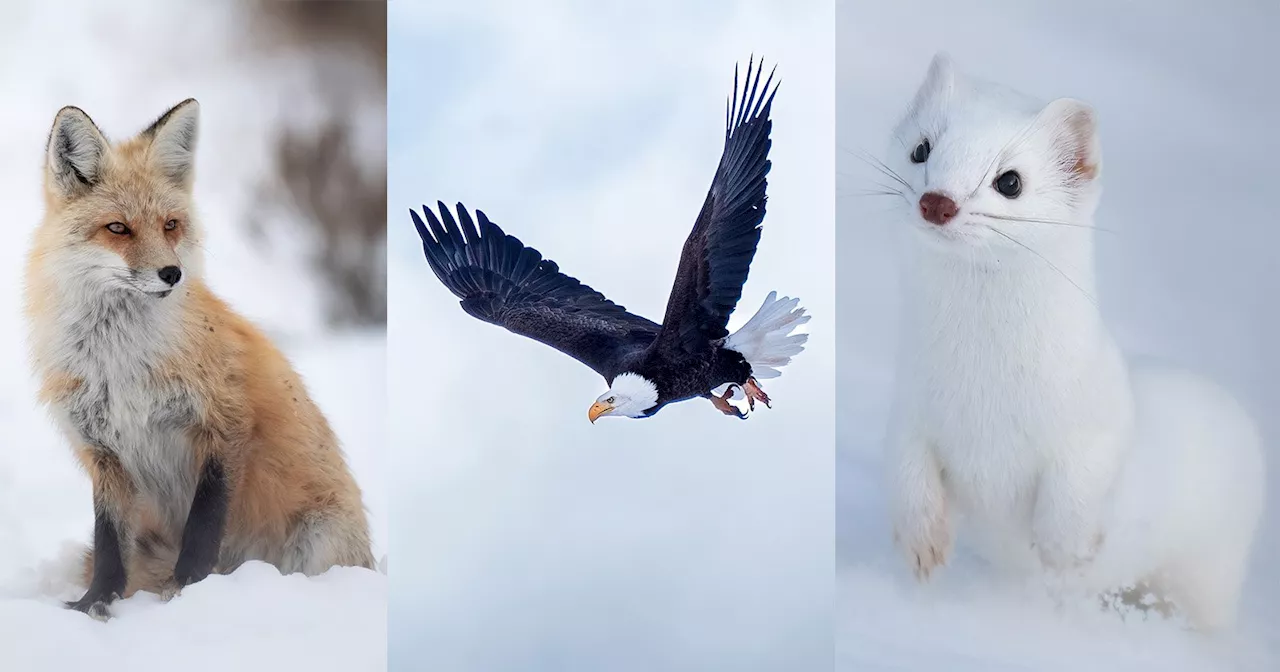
xmin=388 ymin=1 xmax=835 ymax=670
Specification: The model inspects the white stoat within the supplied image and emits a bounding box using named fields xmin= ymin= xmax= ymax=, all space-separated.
xmin=881 ymin=53 xmax=1264 ymax=631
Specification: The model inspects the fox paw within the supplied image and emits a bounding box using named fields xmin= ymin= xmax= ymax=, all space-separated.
xmin=157 ymin=577 xmax=183 ymax=602
xmin=65 ymin=595 xmax=115 ymax=622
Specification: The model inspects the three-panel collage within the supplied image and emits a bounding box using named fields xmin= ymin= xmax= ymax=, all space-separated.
xmin=0 ymin=0 xmax=1275 ymax=670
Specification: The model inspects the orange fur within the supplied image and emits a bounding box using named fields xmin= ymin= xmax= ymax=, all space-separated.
xmin=27 ymin=100 xmax=374 ymax=602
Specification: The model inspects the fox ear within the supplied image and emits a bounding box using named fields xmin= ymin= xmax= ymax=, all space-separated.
xmin=47 ymin=106 xmax=108 ymax=199
xmin=1039 ymin=97 xmax=1101 ymax=182
xmin=144 ymin=98 xmax=199 ymax=188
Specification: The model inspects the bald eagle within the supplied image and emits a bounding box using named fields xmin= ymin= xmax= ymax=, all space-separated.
xmin=411 ymin=59 xmax=808 ymax=422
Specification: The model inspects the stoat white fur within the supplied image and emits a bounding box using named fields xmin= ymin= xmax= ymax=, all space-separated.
xmin=882 ymin=53 xmax=1264 ymax=631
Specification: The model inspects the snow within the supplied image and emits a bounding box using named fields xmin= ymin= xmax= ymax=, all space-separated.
xmin=0 ymin=1 xmax=386 ymax=669
xmin=838 ymin=1 xmax=1279 ymax=670
xmin=838 ymin=568 xmax=1268 ymax=671
xmin=388 ymin=0 xmax=834 ymax=669
xmin=0 ymin=564 xmax=386 ymax=671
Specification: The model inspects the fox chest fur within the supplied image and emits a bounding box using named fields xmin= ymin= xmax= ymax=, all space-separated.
xmin=47 ymin=289 xmax=202 ymax=527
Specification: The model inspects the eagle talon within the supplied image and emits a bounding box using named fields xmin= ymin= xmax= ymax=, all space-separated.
xmin=710 ymin=386 xmax=747 ymax=418
xmin=744 ymin=377 xmax=771 ymax=409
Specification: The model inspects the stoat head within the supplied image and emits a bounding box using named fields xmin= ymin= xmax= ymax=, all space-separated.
xmin=886 ymin=53 xmax=1102 ymax=257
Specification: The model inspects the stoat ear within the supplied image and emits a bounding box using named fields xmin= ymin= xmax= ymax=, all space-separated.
xmin=909 ymin=52 xmax=956 ymax=111
xmin=1039 ymin=98 xmax=1101 ymax=182
xmin=46 ymin=106 xmax=108 ymax=199
xmin=142 ymin=98 xmax=199 ymax=188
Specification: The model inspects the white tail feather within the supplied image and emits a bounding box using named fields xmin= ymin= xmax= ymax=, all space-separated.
xmin=723 ymin=291 xmax=810 ymax=379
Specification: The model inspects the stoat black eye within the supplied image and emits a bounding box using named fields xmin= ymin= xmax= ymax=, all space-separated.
xmin=910 ymin=139 xmax=931 ymax=164
xmin=105 ymin=222 xmax=130 ymax=235
xmin=164 ymin=219 xmax=179 ymax=231
xmin=994 ymin=170 xmax=1022 ymax=198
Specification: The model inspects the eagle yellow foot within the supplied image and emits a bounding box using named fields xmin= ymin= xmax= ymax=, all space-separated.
xmin=710 ymin=386 xmax=747 ymax=419
xmin=744 ymin=377 xmax=771 ymax=410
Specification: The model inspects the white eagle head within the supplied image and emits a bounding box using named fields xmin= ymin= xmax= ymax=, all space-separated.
xmin=588 ymin=372 xmax=659 ymax=423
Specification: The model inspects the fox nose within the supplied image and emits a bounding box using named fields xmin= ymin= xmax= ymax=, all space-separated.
xmin=157 ymin=266 xmax=182 ymax=286
xmin=919 ymin=192 xmax=959 ymax=226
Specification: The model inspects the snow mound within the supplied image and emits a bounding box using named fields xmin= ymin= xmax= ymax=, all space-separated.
xmin=0 ymin=561 xmax=386 ymax=671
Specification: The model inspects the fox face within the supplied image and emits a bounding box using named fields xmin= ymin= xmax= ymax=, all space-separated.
xmin=39 ymin=99 xmax=203 ymax=299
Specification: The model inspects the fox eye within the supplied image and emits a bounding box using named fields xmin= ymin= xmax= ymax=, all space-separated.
xmin=105 ymin=222 xmax=130 ymax=235
xmin=910 ymin=139 xmax=931 ymax=164
xmin=994 ymin=170 xmax=1022 ymax=198
xmin=164 ymin=219 xmax=179 ymax=231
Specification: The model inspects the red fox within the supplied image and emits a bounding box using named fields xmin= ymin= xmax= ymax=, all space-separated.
xmin=24 ymin=99 xmax=376 ymax=621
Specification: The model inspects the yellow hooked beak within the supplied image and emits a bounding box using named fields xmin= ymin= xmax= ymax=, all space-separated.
xmin=588 ymin=401 xmax=614 ymax=424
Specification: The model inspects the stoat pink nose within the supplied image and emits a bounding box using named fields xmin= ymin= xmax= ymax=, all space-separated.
xmin=919 ymin=192 xmax=958 ymax=226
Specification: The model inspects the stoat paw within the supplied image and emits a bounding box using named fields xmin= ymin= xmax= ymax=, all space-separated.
xmin=893 ymin=509 xmax=953 ymax=582
xmin=1034 ymin=530 xmax=1105 ymax=573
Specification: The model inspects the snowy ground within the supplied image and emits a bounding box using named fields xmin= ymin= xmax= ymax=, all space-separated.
xmin=837 ymin=1 xmax=1279 ymax=670
xmin=0 ymin=1 xmax=386 ymax=670
xmin=388 ymin=1 xmax=833 ymax=669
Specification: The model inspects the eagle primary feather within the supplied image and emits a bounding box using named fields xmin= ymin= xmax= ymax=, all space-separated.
xmin=656 ymin=58 xmax=777 ymax=355
xmin=411 ymin=203 xmax=659 ymax=381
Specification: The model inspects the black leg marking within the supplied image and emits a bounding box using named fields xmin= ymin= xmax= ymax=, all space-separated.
xmin=65 ymin=501 xmax=126 ymax=619
xmin=174 ymin=457 xmax=229 ymax=587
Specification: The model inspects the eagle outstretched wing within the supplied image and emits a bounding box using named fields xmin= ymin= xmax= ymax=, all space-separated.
xmin=412 ymin=202 xmax=660 ymax=380
xmin=652 ymin=57 xmax=777 ymax=356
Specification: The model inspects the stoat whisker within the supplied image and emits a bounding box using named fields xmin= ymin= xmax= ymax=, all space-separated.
xmin=853 ymin=181 xmax=909 ymax=200
xmin=855 ymin=190 xmax=910 ymax=199
xmin=872 ymin=158 xmax=913 ymax=192
xmin=966 ymin=114 xmax=1054 ymax=200
xmin=868 ymin=180 xmax=903 ymax=193
xmin=971 ymin=212 xmax=1115 ymax=234
xmin=984 ymin=225 xmax=1098 ymax=308
xmin=850 ymin=147 xmax=913 ymax=192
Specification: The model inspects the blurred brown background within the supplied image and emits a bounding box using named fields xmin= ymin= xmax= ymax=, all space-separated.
xmin=248 ymin=0 xmax=387 ymax=327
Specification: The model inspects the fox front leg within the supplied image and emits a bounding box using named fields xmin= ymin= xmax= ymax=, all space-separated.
xmin=67 ymin=450 xmax=131 ymax=621
xmin=165 ymin=456 xmax=229 ymax=599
